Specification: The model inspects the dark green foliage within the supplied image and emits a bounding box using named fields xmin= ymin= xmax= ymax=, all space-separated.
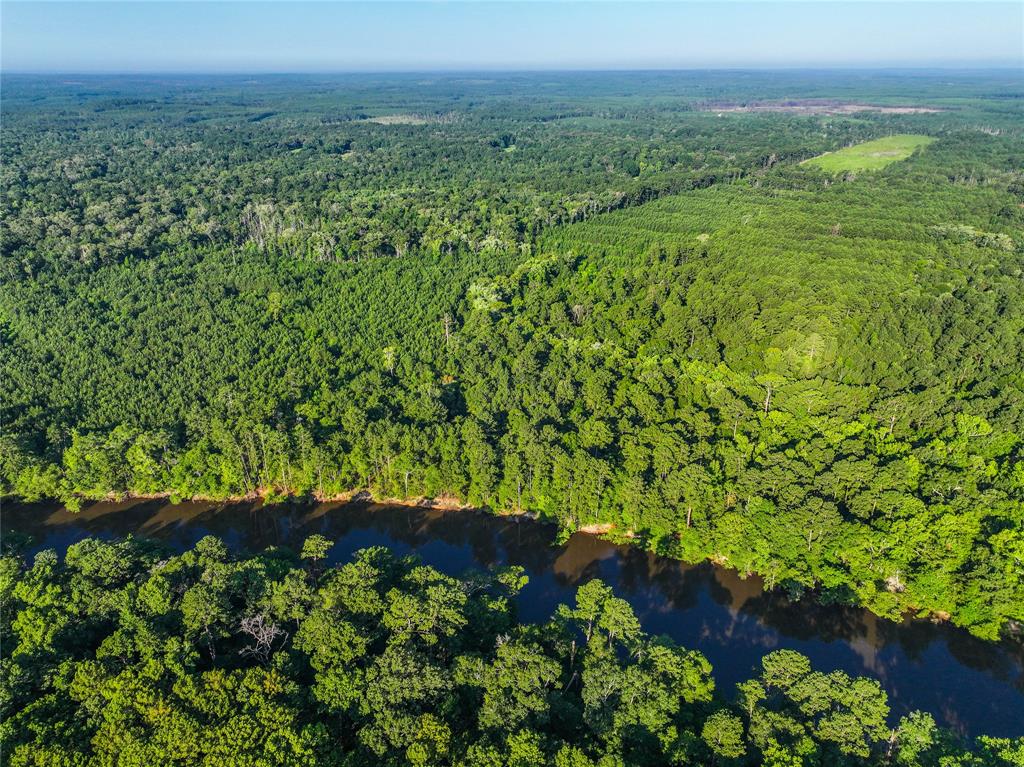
xmin=2 ymin=72 xmax=1023 ymax=643
xmin=457 ymin=142 xmax=1024 ymax=639
xmin=3 ymin=537 xmax=1021 ymax=766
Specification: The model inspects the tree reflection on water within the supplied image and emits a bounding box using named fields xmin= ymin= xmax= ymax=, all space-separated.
xmin=5 ymin=497 xmax=1023 ymax=737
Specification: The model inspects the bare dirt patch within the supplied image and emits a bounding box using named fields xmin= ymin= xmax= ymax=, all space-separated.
xmin=579 ymin=522 xmax=615 ymax=535
xmin=361 ymin=112 xmax=458 ymax=126
xmin=363 ymin=114 xmax=431 ymax=125
xmin=702 ymin=100 xmax=944 ymax=116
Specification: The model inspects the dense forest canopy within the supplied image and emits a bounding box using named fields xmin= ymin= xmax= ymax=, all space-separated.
xmin=2 ymin=535 xmax=1023 ymax=766
xmin=1 ymin=72 xmax=1023 ymax=646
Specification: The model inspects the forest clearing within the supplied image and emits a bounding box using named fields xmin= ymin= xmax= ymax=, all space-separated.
xmin=801 ymin=134 xmax=937 ymax=171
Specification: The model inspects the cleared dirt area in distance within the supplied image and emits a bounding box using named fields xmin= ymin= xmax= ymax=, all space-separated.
xmin=703 ymin=100 xmax=944 ymax=115
xmin=362 ymin=113 xmax=458 ymax=125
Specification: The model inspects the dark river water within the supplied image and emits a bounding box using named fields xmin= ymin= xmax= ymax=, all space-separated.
xmin=4 ymin=497 xmax=1022 ymax=738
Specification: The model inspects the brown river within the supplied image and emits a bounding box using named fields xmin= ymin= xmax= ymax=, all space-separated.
xmin=3 ymin=497 xmax=1022 ymax=738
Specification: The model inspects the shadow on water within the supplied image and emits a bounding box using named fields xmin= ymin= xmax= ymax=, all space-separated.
xmin=3 ymin=497 xmax=1022 ymax=738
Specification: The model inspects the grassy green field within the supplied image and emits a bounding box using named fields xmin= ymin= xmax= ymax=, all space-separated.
xmin=802 ymin=134 xmax=935 ymax=172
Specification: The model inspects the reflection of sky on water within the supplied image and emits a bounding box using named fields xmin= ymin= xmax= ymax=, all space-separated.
xmin=5 ymin=498 xmax=1023 ymax=738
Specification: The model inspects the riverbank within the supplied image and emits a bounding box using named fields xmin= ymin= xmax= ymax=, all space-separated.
xmin=31 ymin=487 xmax=488 ymax=513
xmin=4 ymin=495 xmax=1023 ymax=739
xmin=0 ymin=487 xmax=979 ymax=635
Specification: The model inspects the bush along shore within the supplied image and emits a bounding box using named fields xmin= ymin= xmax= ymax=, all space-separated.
xmin=2 ymin=535 xmax=1024 ymax=766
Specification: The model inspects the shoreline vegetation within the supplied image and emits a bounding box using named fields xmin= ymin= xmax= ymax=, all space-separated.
xmin=5 ymin=487 xmax=1000 ymax=639
xmin=5 ymin=535 xmax=1023 ymax=766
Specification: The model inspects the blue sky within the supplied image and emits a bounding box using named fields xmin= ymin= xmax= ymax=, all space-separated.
xmin=2 ymin=1 xmax=1022 ymax=72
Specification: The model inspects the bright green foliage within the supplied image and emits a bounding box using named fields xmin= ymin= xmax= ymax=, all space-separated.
xmin=741 ymin=650 xmax=892 ymax=762
xmin=2 ymin=537 xmax=1021 ymax=766
xmin=2 ymin=72 xmax=1023 ymax=643
xmin=703 ymin=710 xmax=747 ymax=760
xmin=802 ymin=135 xmax=936 ymax=172
xmin=456 ymin=639 xmax=561 ymax=731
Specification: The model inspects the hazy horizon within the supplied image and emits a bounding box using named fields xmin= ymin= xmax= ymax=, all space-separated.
xmin=3 ymin=1 xmax=1022 ymax=74
xmin=3 ymin=66 xmax=1021 ymax=77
